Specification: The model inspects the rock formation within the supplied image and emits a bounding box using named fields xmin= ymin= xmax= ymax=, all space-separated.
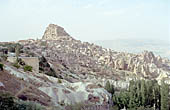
xmin=40 ymin=24 xmax=170 ymax=81
xmin=16 ymin=24 xmax=169 ymax=83
xmin=42 ymin=24 xmax=70 ymax=40
xmin=1 ymin=24 xmax=170 ymax=108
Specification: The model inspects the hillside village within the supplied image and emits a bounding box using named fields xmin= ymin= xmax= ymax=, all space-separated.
xmin=0 ymin=24 xmax=170 ymax=110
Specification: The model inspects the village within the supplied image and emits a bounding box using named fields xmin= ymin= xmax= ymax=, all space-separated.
xmin=0 ymin=43 xmax=39 ymax=73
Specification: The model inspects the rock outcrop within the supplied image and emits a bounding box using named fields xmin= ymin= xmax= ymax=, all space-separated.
xmin=42 ymin=24 xmax=70 ymax=40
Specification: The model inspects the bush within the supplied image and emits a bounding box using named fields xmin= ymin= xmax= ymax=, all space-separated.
xmin=0 ymin=91 xmax=15 ymax=110
xmin=23 ymin=65 xmax=32 ymax=72
xmin=58 ymin=79 xmax=62 ymax=83
xmin=0 ymin=63 xmax=4 ymax=71
xmin=12 ymin=63 xmax=20 ymax=69
xmin=15 ymin=100 xmax=45 ymax=110
xmin=105 ymin=81 xmax=115 ymax=95
xmin=0 ymin=91 xmax=45 ymax=110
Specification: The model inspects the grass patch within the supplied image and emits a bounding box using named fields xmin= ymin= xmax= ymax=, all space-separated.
xmin=58 ymin=79 xmax=62 ymax=83
xmin=23 ymin=65 xmax=32 ymax=72
xmin=12 ymin=63 xmax=20 ymax=69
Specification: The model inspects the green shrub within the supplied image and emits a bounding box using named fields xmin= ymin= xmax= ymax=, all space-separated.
xmin=0 ymin=91 xmax=45 ymax=110
xmin=15 ymin=100 xmax=45 ymax=110
xmin=58 ymin=79 xmax=62 ymax=83
xmin=12 ymin=63 xmax=20 ymax=69
xmin=97 ymin=83 xmax=102 ymax=87
xmin=105 ymin=81 xmax=115 ymax=95
xmin=23 ymin=65 xmax=32 ymax=72
xmin=0 ymin=91 xmax=15 ymax=110
xmin=0 ymin=63 xmax=4 ymax=71
xmin=112 ymin=80 xmax=168 ymax=110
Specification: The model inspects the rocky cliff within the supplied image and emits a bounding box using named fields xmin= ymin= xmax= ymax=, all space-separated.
xmin=42 ymin=24 xmax=70 ymax=40
xmin=21 ymin=24 xmax=170 ymax=83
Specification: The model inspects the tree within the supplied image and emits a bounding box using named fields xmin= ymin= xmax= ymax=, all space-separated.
xmin=136 ymin=80 xmax=142 ymax=106
xmin=0 ymin=91 xmax=15 ymax=110
xmin=128 ymin=80 xmax=137 ymax=109
xmin=113 ymin=93 xmax=124 ymax=109
xmin=152 ymin=80 xmax=160 ymax=109
xmin=145 ymin=80 xmax=154 ymax=106
xmin=112 ymin=80 xmax=168 ymax=110
xmin=141 ymin=80 xmax=146 ymax=106
xmin=15 ymin=44 xmax=20 ymax=62
xmin=105 ymin=81 xmax=115 ymax=95
xmin=161 ymin=81 xmax=169 ymax=110
xmin=120 ymin=91 xmax=129 ymax=109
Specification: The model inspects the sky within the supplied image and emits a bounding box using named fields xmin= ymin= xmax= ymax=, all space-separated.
xmin=0 ymin=0 xmax=169 ymax=42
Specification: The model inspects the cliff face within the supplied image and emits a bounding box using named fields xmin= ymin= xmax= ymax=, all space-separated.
xmin=42 ymin=24 xmax=70 ymax=40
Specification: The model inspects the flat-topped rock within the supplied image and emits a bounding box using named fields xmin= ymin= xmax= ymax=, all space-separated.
xmin=42 ymin=24 xmax=70 ymax=40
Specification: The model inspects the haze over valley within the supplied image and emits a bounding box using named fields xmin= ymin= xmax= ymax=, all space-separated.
xmin=93 ymin=38 xmax=170 ymax=59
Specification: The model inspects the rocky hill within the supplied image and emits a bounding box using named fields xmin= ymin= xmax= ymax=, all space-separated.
xmin=0 ymin=24 xmax=170 ymax=109
xmin=42 ymin=24 xmax=70 ymax=40
xmin=22 ymin=24 xmax=170 ymax=82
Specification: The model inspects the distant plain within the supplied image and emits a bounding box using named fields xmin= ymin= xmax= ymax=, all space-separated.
xmin=93 ymin=38 xmax=170 ymax=59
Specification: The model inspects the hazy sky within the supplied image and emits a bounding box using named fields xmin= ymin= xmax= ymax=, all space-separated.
xmin=0 ymin=0 xmax=169 ymax=42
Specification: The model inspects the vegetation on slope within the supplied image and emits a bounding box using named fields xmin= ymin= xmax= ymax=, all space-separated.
xmin=105 ymin=80 xmax=170 ymax=110
xmin=0 ymin=63 xmax=4 ymax=71
xmin=0 ymin=91 xmax=45 ymax=110
xmin=23 ymin=65 xmax=33 ymax=72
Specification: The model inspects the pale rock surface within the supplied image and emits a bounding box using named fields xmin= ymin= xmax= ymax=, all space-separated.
xmin=0 ymin=82 xmax=4 ymax=87
xmin=42 ymin=24 xmax=70 ymax=40
xmin=4 ymin=64 xmax=111 ymax=106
